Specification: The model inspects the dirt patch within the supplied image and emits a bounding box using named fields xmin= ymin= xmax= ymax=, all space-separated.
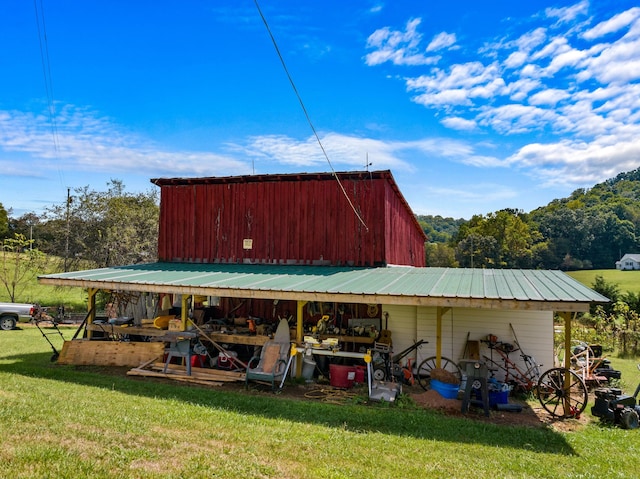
xmin=409 ymin=388 xmax=590 ymax=431
xmin=243 ymin=379 xmax=590 ymax=431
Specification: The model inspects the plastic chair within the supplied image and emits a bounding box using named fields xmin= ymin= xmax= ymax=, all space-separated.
xmin=245 ymin=318 xmax=291 ymax=390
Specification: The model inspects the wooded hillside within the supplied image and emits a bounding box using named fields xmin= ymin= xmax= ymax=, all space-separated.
xmin=420 ymin=167 xmax=640 ymax=270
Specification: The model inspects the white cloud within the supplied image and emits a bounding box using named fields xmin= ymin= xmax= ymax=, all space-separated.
xmin=509 ymin=137 xmax=640 ymax=188
xmin=545 ymin=1 xmax=589 ymax=24
xmin=477 ymin=104 xmax=559 ymax=134
xmin=504 ymin=51 xmax=528 ymax=69
xmin=515 ymin=27 xmax=548 ymax=52
xmin=582 ymin=7 xmax=640 ymax=40
xmin=406 ymin=61 xmax=506 ymax=108
xmin=367 ymin=2 xmax=640 ymax=181
xmin=505 ymin=78 xmax=541 ymax=101
xmin=364 ymin=18 xmax=439 ymax=66
xmin=529 ymin=88 xmax=570 ymax=106
xmin=530 ymin=36 xmax=571 ymax=63
xmin=577 ymin=34 xmax=640 ymax=84
xmin=441 ymin=117 xmax=477 ymax=130
xmin=0 ymin=107 xmax=250 ymax=178
xmin=426 ymin=32 xmax=456 ymax=52
xmin=240 ymin=133 xmax=419 ymax=171
xmin=412 ymin=88 xmax=472 ymax=107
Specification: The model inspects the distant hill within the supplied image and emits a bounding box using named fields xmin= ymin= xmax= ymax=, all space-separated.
xmin=419 ymin=167 xmax=640 ymax=270
xmin=416 ymin=215 xmax=465 ymax=243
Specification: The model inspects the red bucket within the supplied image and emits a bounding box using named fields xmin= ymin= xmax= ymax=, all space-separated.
xmin=330 ymin=364 xmax=356 ymax=389
xmin=354 ymin=365 xmax=366 ymax=384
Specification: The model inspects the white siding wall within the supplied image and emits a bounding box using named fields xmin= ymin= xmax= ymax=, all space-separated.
xmin=382 ymin=304 xmax=418 ymax=360
xmin=382 ymin=304 xmax=554 ymax=380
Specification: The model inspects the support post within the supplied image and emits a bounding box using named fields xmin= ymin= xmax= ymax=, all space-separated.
xmin=561 ymin=311 xmax=573 ymax=417
xmin=295 ymin=301 xmax=307 ymax=377
xmin=86 ymin=288 xmax=98 ymax=339
xmin=181 ymin=295 xmax=189 ymax=331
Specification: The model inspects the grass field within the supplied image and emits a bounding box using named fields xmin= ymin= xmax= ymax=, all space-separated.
xmin=1 ymin=327 xmax=640 ymax=479
xmin=567 ymin=269 xmax=640 ymax=294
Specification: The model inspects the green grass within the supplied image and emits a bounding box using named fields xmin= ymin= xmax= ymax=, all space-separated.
xmin=2 ymin=327 xmax=640 ymax=478
xmin=567 ymin=269 xmax=640 ymax=295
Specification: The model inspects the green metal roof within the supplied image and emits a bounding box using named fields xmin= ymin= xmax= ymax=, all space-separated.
xmin=38 ymin=262 xmax=608 ymax=312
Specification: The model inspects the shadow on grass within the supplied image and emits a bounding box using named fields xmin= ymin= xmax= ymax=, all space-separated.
xmin=0 ymin=350 xmax=578 ymax=457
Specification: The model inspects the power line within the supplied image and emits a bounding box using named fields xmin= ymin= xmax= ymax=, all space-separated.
xmin=33 ymin=0 xmax=59 ymax=154
xmin=253 ymin=0 xmax=369 ymax=232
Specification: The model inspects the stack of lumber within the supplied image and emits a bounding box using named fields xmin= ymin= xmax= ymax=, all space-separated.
xmin=127 ymin=360 xmax=246 ymax=387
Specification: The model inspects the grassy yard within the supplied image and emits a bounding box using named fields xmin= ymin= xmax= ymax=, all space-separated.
xmin=1 ymin=327 xmax=640 ymax=478
xmin=567 ymin=269 xmax=640 ymax=294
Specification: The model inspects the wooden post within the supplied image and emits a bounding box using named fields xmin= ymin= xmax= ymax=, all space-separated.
xmin=295 ymin=300 xmax=307 ymax=377
xmin=561 ymin=311 xmax=573 ymax=417
xmin=87 ymin=288 xmax=98 ymax=339
xmin=181 ymin=295 xmax=189 ymax=331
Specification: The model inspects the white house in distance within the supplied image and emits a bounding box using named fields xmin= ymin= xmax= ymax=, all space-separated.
xmin=615 ymin=253 xmax=640 ymax=270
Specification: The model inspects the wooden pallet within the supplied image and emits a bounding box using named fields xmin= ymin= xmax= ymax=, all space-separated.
xmin=127 ymin=362 xmax=245 ymax=386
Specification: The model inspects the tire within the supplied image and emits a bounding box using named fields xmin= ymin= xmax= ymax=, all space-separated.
xmin=416 ymin=356 xmax=462 ymax=391
xmin=0 ymin=316 xmax=17 ymax=331
xmin=620 ymin=408 xmax=639 ymax=430
xmin=537 ymin=367 xmax=588 ymax=419
xmin=373 ymin=367 xmax=386 ymax=381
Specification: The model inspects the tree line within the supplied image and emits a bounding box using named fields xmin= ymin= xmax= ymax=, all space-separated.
xmin=420 ymin=167 xmax=640 ymax=271
xmin=2 ymin=169 xmax=639 ymax=274
xmin=0 ymin=180 xmax=159 ymax=274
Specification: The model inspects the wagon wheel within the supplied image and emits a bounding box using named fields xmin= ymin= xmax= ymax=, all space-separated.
xmin=536 ymin=367 xmax=588 ymax=419
xmin=416 ymin=356 xmax=462 ymax=391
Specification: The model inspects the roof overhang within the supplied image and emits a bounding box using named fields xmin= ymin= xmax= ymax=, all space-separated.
xmin=38 ymin=263 xmax=608 ymax=313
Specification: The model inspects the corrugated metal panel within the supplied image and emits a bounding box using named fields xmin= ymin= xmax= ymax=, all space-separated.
xmin=40 ymin=263 xmax=609 ymax=310
xmin=153 ymin=170 xmax=426 ymax=267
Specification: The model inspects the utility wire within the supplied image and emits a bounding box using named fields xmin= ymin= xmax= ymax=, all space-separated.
xmin=34 ymin=0 xmax=66 ymax=191
xmin=34 ymin=0 xmax=59 ymax=154
xmin=253 ymin=0 xmax=369 ymax=231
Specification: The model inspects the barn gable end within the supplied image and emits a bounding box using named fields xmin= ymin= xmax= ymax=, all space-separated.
xmin=152 ymin=170 xmax=427 ymax=267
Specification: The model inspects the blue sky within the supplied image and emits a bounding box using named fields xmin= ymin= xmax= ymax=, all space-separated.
xmin=1 ymin=1 xmax=639 ymax=219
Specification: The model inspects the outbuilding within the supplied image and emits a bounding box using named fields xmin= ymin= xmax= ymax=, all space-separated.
xmin=39 ymin=170 xmax=607 ymax=385
xmin=615 ymin=253 xmax=640 ymax=270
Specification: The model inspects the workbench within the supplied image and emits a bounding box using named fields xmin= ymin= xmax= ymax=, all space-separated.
xmin=85 ymin=323 xmax=269 ymax=346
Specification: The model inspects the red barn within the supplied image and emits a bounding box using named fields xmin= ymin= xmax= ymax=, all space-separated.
xmin=151 ymin=170 xmax=427 ymax=267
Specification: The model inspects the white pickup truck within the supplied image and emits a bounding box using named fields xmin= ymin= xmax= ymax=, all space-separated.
xmin=0 ymin=302 xmax=37 ymax=330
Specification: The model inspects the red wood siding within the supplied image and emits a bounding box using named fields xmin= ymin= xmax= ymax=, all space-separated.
xmin=155 ymin=171 xmax=426 ymax=266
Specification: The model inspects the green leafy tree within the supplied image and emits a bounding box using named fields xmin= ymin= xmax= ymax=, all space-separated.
xmin=0 ymin=203 xmax=9 ymax=239
xmin=453 ymin=209 xmax=536 ymax=268
xmin=0 ymin=233 xmax=47 ymax=302
xmin=42 ymin=180 xmax=159 ymax=270
xmin=590 ymin=275 xmax=620 ymax=315
xmin=425 ymin=242 xmax=458 ymax=267
xmin=417 ymin=215 xmax=465 ymax=243
xmin=455 ymin=233 xmax=498 ymax=268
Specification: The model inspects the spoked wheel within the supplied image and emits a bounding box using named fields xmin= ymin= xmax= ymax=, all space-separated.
xmin=416 ymin=356 xmax=462 ymax=391
xmin=537 ymin=367 xmax=588 ymax=419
